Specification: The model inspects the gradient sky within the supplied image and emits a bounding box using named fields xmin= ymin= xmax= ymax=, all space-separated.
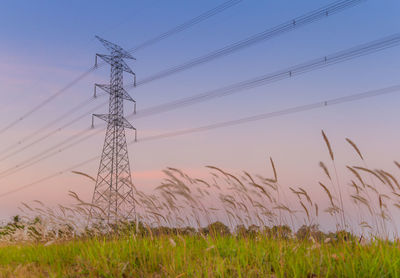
xmin=0 ymin=0 xmax=400 ymax=229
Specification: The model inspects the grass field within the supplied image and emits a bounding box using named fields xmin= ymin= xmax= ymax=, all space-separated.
xmin=2 ymin=133 xmax=400 ymax=277
xmin=1 ymin=234 xmax=400 ymax=277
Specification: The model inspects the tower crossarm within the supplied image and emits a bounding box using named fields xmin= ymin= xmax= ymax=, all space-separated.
xmin=96 ymin=54 xmax=135 ymax=75
xmin=94 ymin=84 xmax=136 ymax=103
xmin=93 ymin=114 xmax=136 ymax=130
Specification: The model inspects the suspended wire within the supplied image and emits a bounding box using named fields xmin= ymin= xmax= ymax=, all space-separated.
xmin=0 ymin=0 xmax=242 ymax=138
xmin=1 ymin=84 xmax=399 ymax=198
xmin=0 ymin=67 xmax=96 ymax=137
xmin=126 ymin=0 xmax=365 ymax=88
xmin=126 ymin=0 xmax=243 ymax=53
xmin=135 ymin=85 xmax=400 ymax=144
xmin=0 ymin=0 xmax=366 ymax=161
xmin=126 ymin=33 xmax=400 ymax=118
xmin=0 ymin=128 xmax=103 ymax=179
xmin=0 ymin=100 xmax=107 ymax=162
xmin=0 ymin=95 xmax=103 ymax=158
xmin=0 ymin=33 xmax=398 ymax=178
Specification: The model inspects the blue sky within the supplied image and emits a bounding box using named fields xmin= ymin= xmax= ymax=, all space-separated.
xmin=0 ymin=0 xmax=399 ymax=228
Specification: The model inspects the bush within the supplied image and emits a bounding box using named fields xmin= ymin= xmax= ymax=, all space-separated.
xmin=201 ymin=222 xmax=230 ymax=236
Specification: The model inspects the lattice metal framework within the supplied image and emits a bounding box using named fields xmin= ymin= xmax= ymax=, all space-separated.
xmin=90 ymin=36 xmax=137 ymax=224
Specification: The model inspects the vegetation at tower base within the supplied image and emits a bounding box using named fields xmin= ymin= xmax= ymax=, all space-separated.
xmin=1 ymin=132 xmax=400 ymax=276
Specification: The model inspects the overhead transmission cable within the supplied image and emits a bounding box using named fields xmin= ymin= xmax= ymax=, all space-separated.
xmin=126 ymin=0 xmax=243 ymax=53
xmin=126 ymin=34 xmax=400 ymax=119
xmin=1 ymin=84 xmax=400 ymax=198
xmin=127 ymin=0 xmax=365 ymax=88
xmin=0 ymin=0 xmax=242 ymax=139
xmin=0 ymin=68 xmax=96 ymax=137
xmin=0 ymin=33 xmax=398 ymax=179
xmin=0 ymin=0 xmax=365 ymax=161
xmin=0 ymin=101 xmax=106 ymax=162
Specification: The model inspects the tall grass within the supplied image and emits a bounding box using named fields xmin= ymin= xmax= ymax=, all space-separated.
xmin=1 ymin=131 xmax=400 ymax=242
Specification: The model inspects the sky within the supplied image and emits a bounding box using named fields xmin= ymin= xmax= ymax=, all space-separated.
xmin=0 ymin=0 xmax=399 ymax=230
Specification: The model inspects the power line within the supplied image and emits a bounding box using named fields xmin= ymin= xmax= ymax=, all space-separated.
xmin=0 ymin=0 xmax=366 ymax=161
xmin=0 ymin=67 xmax=96 ymax=137
xmin=1 ymin=84 xmax=399 ymax=198
xmin=0 ymin=128 xmax=101 ymax=179
xmin=0 ymin=33 xmax=398 ymax=178
xmin=0 ymin=0 xmax=242 ymax=138
xmin=0 ymin=100 xmax=106 ymax=162
xmin=135 ymin=85 xmax=400 ymax=143
xmin=126 ymin=0 xmax=365 ymax=88
xmin=126 ymin=0 xmax=243 ymax=53
xmin=0 ymin=95 xmax=104 ymax=159
xmin=127 ymin=33 xmax=400 ymax=119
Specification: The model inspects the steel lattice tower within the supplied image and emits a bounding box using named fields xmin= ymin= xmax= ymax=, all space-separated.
xmin=90 ymin=36 xmax=137 ymax=224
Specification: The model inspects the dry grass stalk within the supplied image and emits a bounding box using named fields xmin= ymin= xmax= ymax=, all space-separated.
xmin=319 ymin=161 xmax=331 ymax=180
xmin=71 ymin=171 xmax=96 ymax=182
xmin=345 ymin=138 xmax=364 ymax=160
xmin=353 ymin=166 xmax=386 ymax=184
xmin=346 ymin=166 xmax=365 ymax=187
xmin=269 ymin=157 xmax=278 ymax=183
xmin=322 ymin=130 xmax=334 ymax=161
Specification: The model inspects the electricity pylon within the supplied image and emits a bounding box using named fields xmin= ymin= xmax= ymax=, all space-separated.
xmin=89 ymin=36 xmax=137 ymax=224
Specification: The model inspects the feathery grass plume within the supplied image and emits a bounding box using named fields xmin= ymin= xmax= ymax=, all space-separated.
xmin=319 ymin=161 xmax=331 ymax=180
xmin=298 ymin=187 xmax=312 ymax=205
xmin=268 ymin=157 xmax=278 ymax=182
xmin=365 ymin=184 xmax=379 ymax=195
xmin=394 ymin=203 xmax=400 ymax=210
xmin=360 ymin=221 xmax=372 ymax=229
xmin=379 ymin=195 xmax=383 ymax=209
xmin=352 ymin=166 xmax=386 ymax=184
xmin=33 ymin=200 xmax=45 ymax=207
xmin=194 ymin=178 xmax=211 ymax=188
xmin=243 ymin=171 xmax=257 ymax=185
xmin=349 ymin=180 xmax=360 ymax=195
xmin=395 ymin=161 xmax=400 ymax=169
xmin=376 ymin=170 xmax=395 ymax=191
xmin=146 ymin=210 xmax=167 ymax=223
xmin=163 ymin=169 xmax=192 ymax=193
xmin=259 ymin=177 xmax=278 ymax=191
xmin=318 ymin=182 xmax=334 ymax=207
xmin=207 ymin=166 xmax=247 ymax=191
xmin=346 ymin=166 xmax=365 ymax=187
xmin=220 ymin=195 xmax=237 ymax=209
xmin=68 ymin=191 xmax=106 ymax=217
xmin=345 ymin=138 xmax=364 ymax=160
xmin=379 ymin=169 xmax=400 ymax=190
xmin=315 ymin=203 xmax=319 ymax=217
xmin=71 ymin=171 xmax=96 ymax=182
xmin=391 ymin=193 xmax=400 ymax=204
xmin=289 ymin=187 xmax=302 ymax=201
xmin=21 ymin=203 xmax=34 ymax=211
xmin=167 ymin=167 xmax=189 ymax=182
xmin=273 ymin=205 xmax=295 ymax=214
xmin=321 ymin=130 xmax=334 ymax=161
xmin=351 ymin=195 xmax=372 ymax=215
xmin=226 ymin=173 xmax=247 ymax=192
xmin=249 ymin=181 xmax=272 ymax=203
xmin=300 ymin=201 xmax=310 ymax=221
xmin=325 ymin=206 xmax=341 ymax=215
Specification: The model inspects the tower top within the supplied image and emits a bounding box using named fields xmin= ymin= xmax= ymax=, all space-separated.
xmin=95 ymin=35 xmax=135 ymax=60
